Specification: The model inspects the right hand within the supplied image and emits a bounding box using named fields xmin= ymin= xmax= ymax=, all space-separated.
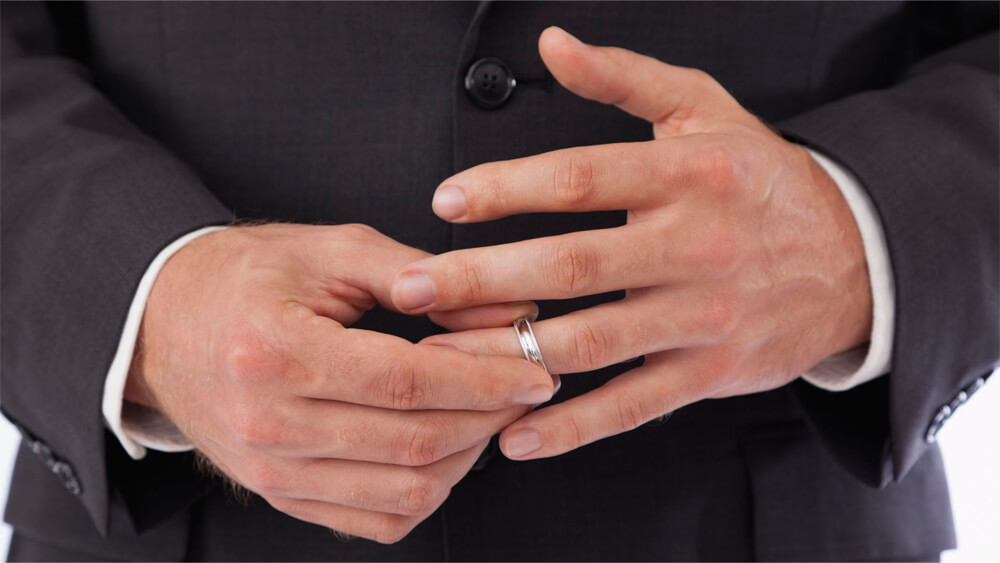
xmin=126 ymin=223 xmax=556 ymax=544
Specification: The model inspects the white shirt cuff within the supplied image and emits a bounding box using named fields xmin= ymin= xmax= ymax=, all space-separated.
xmin=801 ymin=148 xmax=896 ymax=392
xmin=101 ymin=226 xmax=227 ymax=460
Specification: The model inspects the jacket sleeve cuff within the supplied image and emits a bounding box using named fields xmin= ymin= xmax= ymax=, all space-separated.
xmin=800 ymin=148 xmax=896 ymax=392
xmin=101 ymin=226 xmax=226 ymax=460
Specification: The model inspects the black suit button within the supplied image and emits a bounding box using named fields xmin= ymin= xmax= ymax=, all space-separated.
xmin=52 ymin=461 xmax=82 ymax=496
xmin=465 ymin=58 xmax=516 ymax=109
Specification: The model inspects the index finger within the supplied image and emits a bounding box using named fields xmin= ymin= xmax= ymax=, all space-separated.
xmin=391 ymin=218 xmax=698 ymax=313
xmin=287 ymin=317 xmax=557 ymax=411
xmin=433 ymin=140 xmax=685 ymax=223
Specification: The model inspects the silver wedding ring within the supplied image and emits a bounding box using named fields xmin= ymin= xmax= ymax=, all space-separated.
xmin=513 ymin=317 xmax=549 ymax=374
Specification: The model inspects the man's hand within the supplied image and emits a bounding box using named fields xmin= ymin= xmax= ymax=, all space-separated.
xmin=127 ymin=223 xmax=555 ymax=543
xmin=391 ymin=28 xmax=872 ymax=460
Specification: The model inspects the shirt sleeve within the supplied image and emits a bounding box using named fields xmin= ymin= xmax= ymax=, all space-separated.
xmin=101 ymin=226 xmax=227 ymax=460
xmin=799 ymin=148 xmax=896 ymax=392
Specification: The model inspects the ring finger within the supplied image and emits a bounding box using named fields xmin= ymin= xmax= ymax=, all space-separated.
xmin=420 ymin=285 xmax=727 ymax=374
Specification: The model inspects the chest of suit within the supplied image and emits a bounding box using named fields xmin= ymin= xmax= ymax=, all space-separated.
xmin=82 ymin=1 xmax=914 ymax=251
xmin=77 ymin=1 xmax=919 ymax=351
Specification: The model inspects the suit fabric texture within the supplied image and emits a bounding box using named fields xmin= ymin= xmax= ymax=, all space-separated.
xmin=1 ymin=2 xmax=998 ymax=561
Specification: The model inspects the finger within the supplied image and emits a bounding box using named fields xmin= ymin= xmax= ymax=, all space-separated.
xmin=255 ymin=440 xmax=488 ymax=517
xmin=538 ymin=26 xmax=738 ymax=130
xmin=259 ymin=395 xmax=531 ymax=466
xmin=306 ymin=224 xmax=434 ymax=316
xmin=498 ymin=349 xmax=726 ymax=460
xmin=392 ymin=220 xmax=696 ymax=312
xmin=267 ymin=493 xmax=446 ymax=545
xmin=281 ymin=317 xmax=555 ymax=410
xmin=422 ymin=287 xmax=728 ymax=374
xmin=429 ymin=301 xmax=538 ymax=332
xmin=432 ymin=141 xmax=686 ymax=222
xmin=306 ymin=227 xmax=539 ymax=327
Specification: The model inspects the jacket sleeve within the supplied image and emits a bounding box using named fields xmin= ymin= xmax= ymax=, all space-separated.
xmin=0 ymin=2 xmax=232 ymax=534
xmin=777 ymin=4 xmax=999 ymax=487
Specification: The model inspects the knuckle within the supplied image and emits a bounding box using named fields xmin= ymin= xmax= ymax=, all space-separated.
xmin=379 ymin=361 xmax=426 ymax=410
xmin=374 ymin=515 xmax=415 ymax=545
xmin=221 ymin=333 xmax=268 ymax=384
xmin=552 ymin=155 xmax=596 ymax=206
xmin=701 ymin=293 xmax=744 ymax=337
xmin=687 ymin=67 xmax=720 ymax=89
xmin=701 ymin=348 xmax=742 ymax=385
xmin=471 ymin=369 xmax=506 ymax=407
xmin=219 ymin=322 xmax=292 ymax=387
xmin=228 ymin=407 xmax=283 ymax=451
xmin=549 ymin=240 xmax=599 ymax=295
xmin=337 ymin=223 xmax=380 ymax=242
xmin=454 ymin=258 xmax=488 ymax=304
xmin=404 ymin=416 xmax=450 ymax=466
xmin=482 ymin=172 xmax=511 ymax=212
xmin=613 ymin=391 xmax=651 ymax=433
xmin=266 ymin=496 xmax=295 ymax=513
xmin=694 ymin=144 xmax=743 ymax=188
xmin=243 ymin=461 xmax=288 ymax=495
xmin=702 ymin=145 xmax=737 ymax=182
xmin=562 ymin=411 xmax=586 ymax=449
xmin=570 ymin=321 xmax=614 ymax=369
xmin=396 ymin=470 xmax=442 ymax=516
xmin=691 ymin=229 xmax=746 ymax=276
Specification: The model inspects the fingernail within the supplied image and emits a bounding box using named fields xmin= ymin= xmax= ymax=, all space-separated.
xmin=503 ymin=428 xmax=542 ymax=458
xmin=508 ymin=301 xmax=540 ymax=322
xmin=432 ymin=185 xmax=467 ymax=221
xmin=515 ymin=385 xmax=553 ymax=405
xmin=525 ymin=303 xmax=540 ymax=322
xmin=394 ymin=273 xmax=435 ymax=311
xmin=552 ymin=374 xmax=562 ymax=395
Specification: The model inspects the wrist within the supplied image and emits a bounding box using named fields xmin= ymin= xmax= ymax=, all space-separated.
xmin=124 ymin=325 xmax=159 ymax=409
xmin=127 ymin=227 xmax=236 ymax=416
xmin=804 ymin=146 xmax=873 ymax=354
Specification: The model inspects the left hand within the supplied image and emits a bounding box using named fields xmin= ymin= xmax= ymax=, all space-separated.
xmin=391 ymin=27 xmax=873 ymax=460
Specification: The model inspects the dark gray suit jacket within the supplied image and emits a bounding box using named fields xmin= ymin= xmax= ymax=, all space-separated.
xmin=2 ymin=2 xmax=997 ymax=560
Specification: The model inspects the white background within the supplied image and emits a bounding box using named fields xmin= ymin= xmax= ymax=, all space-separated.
xmin=0 ymin=378 xmax=997 ymax=560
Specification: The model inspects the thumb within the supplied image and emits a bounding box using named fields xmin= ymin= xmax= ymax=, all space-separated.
xmin=320 ymin=225 xmax=432 ymax=314
xmin=328 ymin=227 xmax=537 ymax=327
xmin=538 ymin=26 xmax=738 ymax=134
